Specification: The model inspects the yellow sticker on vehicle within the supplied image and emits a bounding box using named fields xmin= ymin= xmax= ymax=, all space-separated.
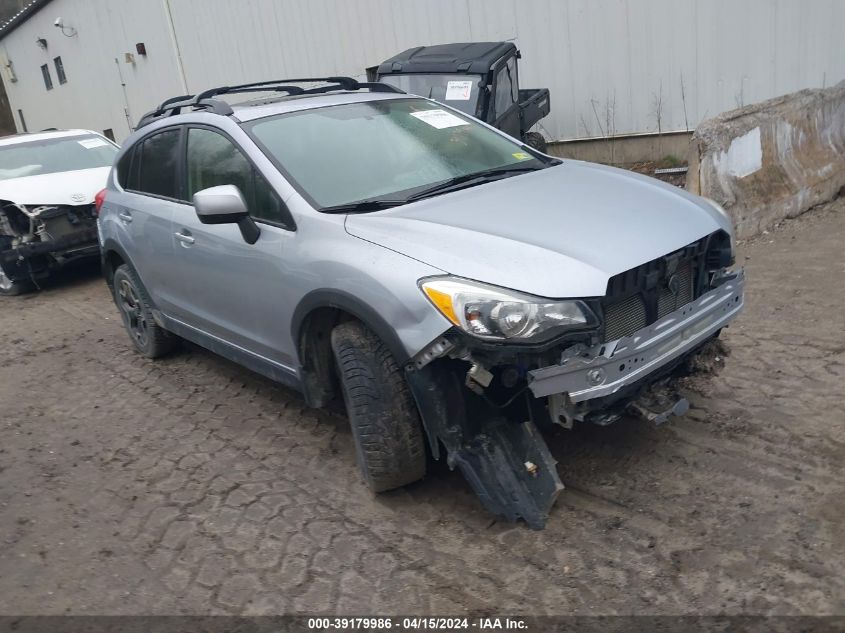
xmin=512 ymin=152 xmax=531 ymax=160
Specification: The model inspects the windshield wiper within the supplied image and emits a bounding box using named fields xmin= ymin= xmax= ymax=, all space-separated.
xmin=320 ymin=198 xmax=407 ymax=214
xmin=320 ymin=162 xmax=555 ymax=213
xmin=405 ymin=164 xmax=547 ymax=202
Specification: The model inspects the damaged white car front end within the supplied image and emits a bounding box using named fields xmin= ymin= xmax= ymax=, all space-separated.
xmin=0 ymin=131 xmax=117 ymax=294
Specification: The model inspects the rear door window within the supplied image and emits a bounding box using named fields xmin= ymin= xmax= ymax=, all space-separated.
xmin=116 ymin=146 xmax=136 ymax=190
xmin=136 ymin=128 xmax=182 ymax=199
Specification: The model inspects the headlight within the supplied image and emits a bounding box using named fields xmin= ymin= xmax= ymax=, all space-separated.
xmin=420 ymin=277 xmax=596 ymax=343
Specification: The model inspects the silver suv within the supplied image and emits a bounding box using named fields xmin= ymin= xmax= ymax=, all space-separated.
xmin=99 ymin=77 xmax=744 ymax=528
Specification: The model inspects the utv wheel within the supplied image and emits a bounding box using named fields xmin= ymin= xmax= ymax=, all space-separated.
xmin=113 ymin=264 xmax=174 ymax=358
xmin=0 ymin=263 xmax=31 ymax=296
xmin=331 ymin=320 xmax=426 ymax=492
xmin=524 ymin=131 xmax=548 ymax=153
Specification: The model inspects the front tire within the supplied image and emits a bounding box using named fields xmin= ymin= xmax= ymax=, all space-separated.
xmin=0 ymin=262 xmax=32 ymax=296
xmin=113 ymin=264 xmax=174 ymax=358
xmin=331 ymin=320 xmax=426 ymax=492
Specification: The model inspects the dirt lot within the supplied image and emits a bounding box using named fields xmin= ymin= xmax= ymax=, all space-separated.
xmin=0 ymin=198 xmax=843 ymax=616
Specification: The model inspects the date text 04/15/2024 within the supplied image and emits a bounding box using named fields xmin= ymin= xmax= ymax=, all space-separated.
xmin=306 ymin=617 xmax=528 ymax=630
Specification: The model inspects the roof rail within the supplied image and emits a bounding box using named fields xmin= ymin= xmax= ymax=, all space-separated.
xmin=137 ymin=96 xmax=234 ymax=129
xmin=191 ymin=76 xmax=403 ymax=101
xmin=136 ymin=76 xmax=404 ymax=129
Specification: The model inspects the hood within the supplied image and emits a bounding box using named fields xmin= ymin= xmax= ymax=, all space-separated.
xmin=345 ymin=160 xmax=730 ymax=298
xmin=0 ymin=167 xmax=111 ymax=206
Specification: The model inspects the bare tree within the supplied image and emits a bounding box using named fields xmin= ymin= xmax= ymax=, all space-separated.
xmin=579 ymin=114 xmax=592 ymax=138
xmin=590 ymin=98 xmax=606 ymax=138
xmin=651 ymin=81 xmax=664 ymax=135
xmin=651 ymin=81 xmax=664 ymax=157
xmin=589 ymin=94 xmax=618 ymax=164
xmin=604 ymin=91 xmax=617 ymax=163
xmin=734 ymin=76 xmax=746 ymax=109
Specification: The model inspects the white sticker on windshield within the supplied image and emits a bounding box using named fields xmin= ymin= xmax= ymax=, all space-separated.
xmin=445 ymin=80 xmax=473 ymax=101
xmin=77 ymin=138 xmax=109 ymax=149
xmin=410 ymin=109 xmax=469 ymax=129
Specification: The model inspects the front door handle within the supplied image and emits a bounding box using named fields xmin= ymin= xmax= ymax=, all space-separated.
xmin=174 ymin=230 xmax=195 ymax=246
xmin=118 ymin=211 xmax=132 ymax=223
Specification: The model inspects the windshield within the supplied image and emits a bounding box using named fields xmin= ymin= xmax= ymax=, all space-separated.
xmin=0 ymin=134 xmax=118 ymax=181
xmin=378 ymin=74 xmax=480 ymax=115
xmin=247 ymin=98 xmax=546 ymax=210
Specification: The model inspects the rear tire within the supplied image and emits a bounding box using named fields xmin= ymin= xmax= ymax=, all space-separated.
xmin=524 ymin=131 xmax=548 ymax=153
xmin=331 ymin=320 xmax=426 ymax=492
xmin=0 ymin=262 xmax=31 ymax=296
xmin=113 ymin=264 xmax=175 ymax=358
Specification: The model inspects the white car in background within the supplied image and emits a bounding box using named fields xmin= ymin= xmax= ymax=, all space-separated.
xmin=0 ymin=129 xmax=118 ymax=295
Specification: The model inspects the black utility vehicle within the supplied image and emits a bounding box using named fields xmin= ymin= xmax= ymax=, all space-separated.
xmin=374 ymin=42 xmax=551 ymax=151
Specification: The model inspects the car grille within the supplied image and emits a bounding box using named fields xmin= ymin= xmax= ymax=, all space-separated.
xmin=601 ymin=236 xmax=711 ymax=342
xmin=604 ymin=294 xmax=648 ymax=342
xmin=657 ymin=262 xmax=693 ymax=318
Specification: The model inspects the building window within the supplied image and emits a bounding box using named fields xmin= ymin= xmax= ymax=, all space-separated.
xmin=18 ymin=109 xmax=27 ymax=132
xmin=53 ymin=56 xmax=66 ymax=84
xmin=40 ymin=64 xmax=53 ymax=90
xmin=102 ymin=128 xmax=115 ymax=142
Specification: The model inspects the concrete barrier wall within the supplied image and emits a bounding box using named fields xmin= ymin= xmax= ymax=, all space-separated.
xmin=549 ymin=131 xmax=692 ymax=165
xmin=687 ymin=81 xmax=845 ymax=239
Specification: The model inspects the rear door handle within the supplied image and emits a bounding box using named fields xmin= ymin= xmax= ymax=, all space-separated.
xmin=174 ymin=230 xmax=195 ymax=246
xmin=118 ymin=211 xmax=132 ymax=223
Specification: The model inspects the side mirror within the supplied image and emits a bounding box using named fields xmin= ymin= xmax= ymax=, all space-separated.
xmin=193 ymin=184 xmax=260 ymax=244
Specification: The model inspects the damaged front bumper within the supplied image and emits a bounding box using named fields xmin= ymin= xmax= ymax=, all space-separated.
xmin=0 ymin=226 xmax=99 ymax=261
xmin=528 ymin=269 xmax=745 ymax=402
xmin=406 ymin=270 xmax=745 ymax=529
xmin=0 ymin=201 xmax=100 ymax=281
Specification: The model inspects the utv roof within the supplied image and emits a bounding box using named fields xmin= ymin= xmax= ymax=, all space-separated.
xmin=377 ymin=42 xmax=517 ymax=75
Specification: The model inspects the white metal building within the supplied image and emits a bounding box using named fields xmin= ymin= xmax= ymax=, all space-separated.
xmin=0 ymin=0 xmax=843 ymax=144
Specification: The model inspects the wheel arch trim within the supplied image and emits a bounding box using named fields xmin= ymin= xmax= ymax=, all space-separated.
xmin=291 ymin=288 xmax=414 ymax=409
xmin=292 ymin=288 xmax=411 ymax=367
xmin=100 ymin=238 xmax=132 ymax=284
xmin=99 ymin=238 xmax=166 ymax=327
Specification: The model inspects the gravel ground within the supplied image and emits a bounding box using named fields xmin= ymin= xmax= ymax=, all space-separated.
xmin=0 ymin=198 xmax=843 ymax=616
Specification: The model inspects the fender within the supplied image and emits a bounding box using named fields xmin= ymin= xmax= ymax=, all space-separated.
xmin=291 ymin=287 xmax=418 ymax=413
xmin=100 ymin=237 xmax=132 ymax=285
xmin=100 ymin=237 xmax=168 ymax=329
xmin=100 ymin=237 xmax=159 ymax=308
xmin=291 ymin=288 xmax=411 ymax=366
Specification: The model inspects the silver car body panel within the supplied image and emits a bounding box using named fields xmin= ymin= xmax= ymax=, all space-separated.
xmin=528 ymin=270 xmax=745 ymax=401
xmin=100 ymin=107 xmax=452 ymax=366
xmin=101 ymin=92 xmax=735 ymax=368
xmin=345 ymin=159 xmax=731 ymax=299
xmin=99 ymin=89 xmax=747 ymax=528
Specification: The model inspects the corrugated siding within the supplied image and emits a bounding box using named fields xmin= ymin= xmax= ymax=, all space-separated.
xmin=168 ymin=0 xmax=845 ymax=141
xmin=0 ymin=0 xmax=185 ymax=138
xmin=2 ymin=0 xmax=844 ymax=142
